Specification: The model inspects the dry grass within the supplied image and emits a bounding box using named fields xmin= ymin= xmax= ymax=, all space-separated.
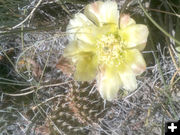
xmin=0 ymin=0 xmax=180 ymax=135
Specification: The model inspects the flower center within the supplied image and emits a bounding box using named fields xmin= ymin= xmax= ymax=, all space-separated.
xmin=96 ymin=34 xmax=124 ymax=66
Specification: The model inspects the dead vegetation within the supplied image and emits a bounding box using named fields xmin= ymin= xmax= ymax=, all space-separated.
xmin=0 ymin=0 xmax=180 ymax=135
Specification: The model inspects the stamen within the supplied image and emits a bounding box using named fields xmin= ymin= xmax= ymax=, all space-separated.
xmin=96 ymin=34 xmax=124 ymax=66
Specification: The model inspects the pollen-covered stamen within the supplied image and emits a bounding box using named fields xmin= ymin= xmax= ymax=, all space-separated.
xmin=96 ymin=34 xmax=124 ymax=66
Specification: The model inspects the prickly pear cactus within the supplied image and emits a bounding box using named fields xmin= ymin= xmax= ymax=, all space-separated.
xmin=49 ymin=83 xmax=109 ymax=135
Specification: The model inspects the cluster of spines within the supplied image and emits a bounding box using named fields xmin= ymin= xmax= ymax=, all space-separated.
xmin=49 ymin=84 xmax=107 ymax=135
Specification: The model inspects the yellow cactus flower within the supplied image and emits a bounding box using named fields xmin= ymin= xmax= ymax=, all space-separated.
xmin=64 ymin=0 xmax=149 ymax=101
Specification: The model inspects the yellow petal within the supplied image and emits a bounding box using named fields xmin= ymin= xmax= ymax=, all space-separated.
xmin=84 ymin=1 xmax=119 ymax=27
xmin=74 ymin=54 xmax=97 ymax=81
xmin=63 ymin=41 xmax=96 ymax=59
xmin=118 ymin=64 xmax=137 ymax=91
xmin=121 ymin=24 xmax=149 ymax=50
xmin=124 ymin=49 xmax=146 ymax=75
xmin=120 ymin=14 xmax=136 ymax=29
xmin=97 ymin=66 xmax=122 ymax=101
xmin=66 ymin=13 xmax=97 ymax=44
